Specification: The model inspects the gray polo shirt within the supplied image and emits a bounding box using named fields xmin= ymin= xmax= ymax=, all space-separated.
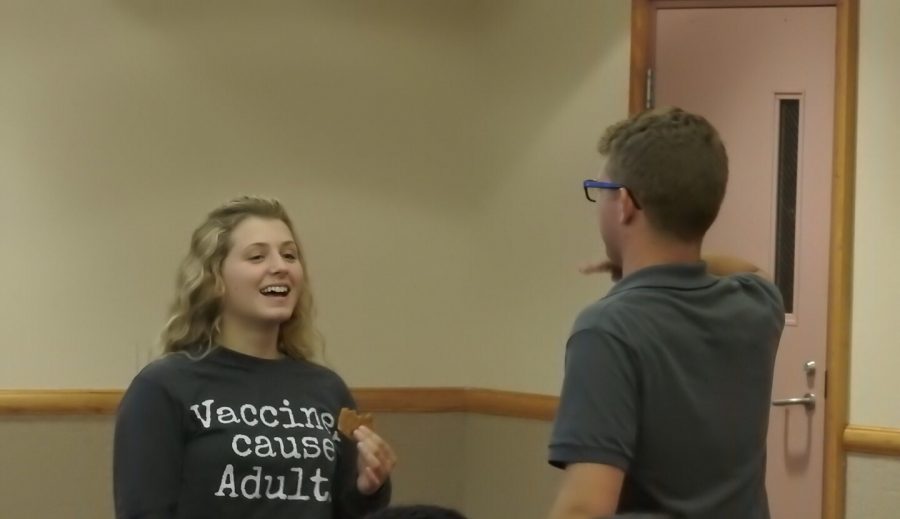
xmin=549 ymin=262 xmax=784 ymax=519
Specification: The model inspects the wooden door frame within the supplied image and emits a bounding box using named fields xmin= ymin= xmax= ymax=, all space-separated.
xmin=628 ymin=1 xmax=858 ymax=519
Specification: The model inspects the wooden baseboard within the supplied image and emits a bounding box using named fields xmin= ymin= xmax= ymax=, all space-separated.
xmin=844 ymin=425 xmax=900 ymax=456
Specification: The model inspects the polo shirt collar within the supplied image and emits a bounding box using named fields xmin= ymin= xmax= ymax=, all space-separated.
xmin=607 ymin=261 xmax=717 ymax=295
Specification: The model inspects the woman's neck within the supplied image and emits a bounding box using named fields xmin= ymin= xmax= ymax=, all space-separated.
xmin=218 ymin=315 xmax=282 ymax=360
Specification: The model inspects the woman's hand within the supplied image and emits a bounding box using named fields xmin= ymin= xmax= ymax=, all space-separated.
xmin=354 ymin=426 xmax=397 ymax=495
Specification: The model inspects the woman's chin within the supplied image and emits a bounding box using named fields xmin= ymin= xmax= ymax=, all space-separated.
xmin=253 ymin=310 xmax=294 ymax=326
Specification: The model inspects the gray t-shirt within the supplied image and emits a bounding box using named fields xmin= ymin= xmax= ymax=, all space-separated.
xmin=114 ymin=346 xmax=391 ymax=519
xmin=549 ymin=262 xmax=784 ymax=519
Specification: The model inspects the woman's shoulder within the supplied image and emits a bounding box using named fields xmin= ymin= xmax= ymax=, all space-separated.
xmin=284 ymin=359 xmax=356 ymax=403
xmin=132 ymin=349 xmax=206 ymax=384
xmin=291 ymin=358 xmax=350 ymax=387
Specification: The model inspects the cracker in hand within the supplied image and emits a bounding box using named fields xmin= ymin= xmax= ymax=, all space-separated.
xmin=338 ymin=407 xmax=374 ymax=438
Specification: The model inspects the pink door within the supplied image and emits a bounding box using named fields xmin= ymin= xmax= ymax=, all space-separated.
xmin=654 ymin=6 xmax=835 ymax=519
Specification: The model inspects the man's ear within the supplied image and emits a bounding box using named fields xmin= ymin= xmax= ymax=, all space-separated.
xmin=618 ymin=188 xmax=639 ymax=224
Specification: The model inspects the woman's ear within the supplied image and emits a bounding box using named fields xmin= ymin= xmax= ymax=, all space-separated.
xmin=213 ymin=273 xmax=226 ymax=297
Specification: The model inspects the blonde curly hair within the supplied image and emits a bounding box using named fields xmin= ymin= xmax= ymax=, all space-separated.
xmin=161 ymin=196 xmax=320 ymax=360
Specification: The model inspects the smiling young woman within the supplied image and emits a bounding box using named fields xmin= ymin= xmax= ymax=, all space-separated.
xmin=113 ymin=196 xmax=396 ymax=519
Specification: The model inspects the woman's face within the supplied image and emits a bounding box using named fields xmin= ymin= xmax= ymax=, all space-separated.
xmin=219 ymin=216 xmax=304 ymax=328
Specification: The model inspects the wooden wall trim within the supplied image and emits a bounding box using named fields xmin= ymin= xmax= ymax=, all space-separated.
xmin=464 ymin=388 xmax=558 ymax=421
xmin=823 ymin=2 xmax=859 ymax=519
xmin=0 ymin=388 xmax=559 ymax=418
xmin=629 ymin=0 xmax=652 ymax=115
xmin=651 ymin=0 xmax=837 ymax=8
xmin=4 ymin=388 xmax=900 ymax=459
xmin=0 ymin=390 xmax=123 ymax=415
xmin=353 ymin=387 xmax=466 ymax=414
xmin=0 ymin=388 xmax=473 ymax=416
xmin=844 ymin=425 xmax=900 ymax=457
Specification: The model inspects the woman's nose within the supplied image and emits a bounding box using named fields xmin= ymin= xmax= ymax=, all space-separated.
xmin=267 ymin=254 xmax=287 ymax=273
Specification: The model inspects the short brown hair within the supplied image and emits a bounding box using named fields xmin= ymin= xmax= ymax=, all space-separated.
xmin=598 ymin=107 xmax=728 ymax=241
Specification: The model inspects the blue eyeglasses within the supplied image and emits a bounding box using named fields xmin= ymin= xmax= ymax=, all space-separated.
xmin=583 ymin=179 xmax=642 ymax=209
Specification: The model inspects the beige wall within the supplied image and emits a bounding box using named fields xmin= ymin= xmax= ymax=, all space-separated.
xmin=0 ymin=414 xmax=558 ymax=519
xmin=3 ymin=418 xmax=899 ymax=519
xmin=1 ymin=0 xmax=481 ymax=388
xmin=0 ymin=0 xmax=626 ymax=393
xmin=0 ymin=417 xmax=115 ymax=518
xmin=850 ymin=0 xmax=900 ymax=429
xmin=462 ymin=415 xmax=560 ymax=519
xmin=846 ymin=454 xmax=900 ymax=519
xmin=5 ymin=0 xmax=897 ymax=422
xmin=0 ymin=1 xmax=623 ymax=514
xmin=465 ymin=1 xmax=628 ymax=394
xmin=843 ymin=1 xmax=900 ymax=514
xmin=4 ymin=0 xmax=900 ymax=517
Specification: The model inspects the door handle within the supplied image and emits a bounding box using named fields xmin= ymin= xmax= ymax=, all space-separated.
xmin=772 ymin=392 xmax=816 ymax=410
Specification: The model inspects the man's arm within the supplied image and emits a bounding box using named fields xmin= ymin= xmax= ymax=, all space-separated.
xmin=578 ymin=260 xmax=623 ymax=281
xmin=578 ymin=255 xmax=770 ymax=282
xmin=549 ymin=463 xmax=624 ymax=519
xmin=702 ymin=254 xmax=771 ymax=281
xmin=548 ymin=329 xmax=638 ymax=519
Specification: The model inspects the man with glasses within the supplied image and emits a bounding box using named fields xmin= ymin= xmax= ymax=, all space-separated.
xmin=547 ymin=108 xmax=784 ymax=519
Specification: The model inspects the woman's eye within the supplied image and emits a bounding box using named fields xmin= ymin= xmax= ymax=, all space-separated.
xmin=283 ymin=253 xmax=298 ymax=261
xmin=249 ymin=255 xmax=264 ymax=261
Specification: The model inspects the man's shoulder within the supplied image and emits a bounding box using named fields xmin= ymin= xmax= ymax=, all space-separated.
xmin=572 ymin=289 xmax=652 ymax=337
xmin=727 ymin=272 xmax=784 ymax=301
xmin=712 ymin=273 xmax=786 ymax=327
